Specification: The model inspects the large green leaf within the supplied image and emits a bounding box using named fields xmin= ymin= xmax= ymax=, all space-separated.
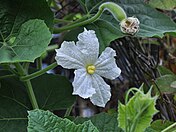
xmin=113 ymin=0 xmax=176 ymax=37
xmin=0 ymin=72 xmax=75 ymax=131
xmin=0 ymin=19 xmax=52 ymax=63
xmin=0 ymin=0 xmax=53 ymax=41
xmin=0 ymin=77 xmax=30 ymax=132
xmin=27 ymin=109 xmax=98 ymax=132
xmin=155 ymin=74 xmax=176 ymax=93
xmin=0 ymin=0 xmax=53 ymax=63
xmin=74 ymin=112 xmax=123 ymax=132
xmin=32 ymin=73 xmax=76 ymax=110
xmin=118 ymin=87 xmax=158 ymax=132
xmin=149 ymin=0 xmax=176 ymax=10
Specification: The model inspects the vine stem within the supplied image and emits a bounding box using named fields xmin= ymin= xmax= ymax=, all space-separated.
xmin=14 ymin=63 xmax=39 ymax=109
xmin=24 ymin=80 xmax=39 ymax=109
xmin=46 ymin=44 xmax=59 ymax=52
xmin=14 ymin=63 xmax=26 ymax=76
xmin=0 ymin=74 xmax=16 ymax=80
xmin=125 ymin=87 xmax=144 ymax=105
xmin=36 ymin=57 xmax=42 ymax=70
xmin=53 ymin=2 xmax=127 ymax=33
xmin=53 ymin=8 xmax=103 ymax=33
xmin=161 ymin=122 xmax=176 ymax=132
xmin=64 ymin=104 xmax=74 ymax=117
xmin=54 ymin=18 xmax=72 ymax=24
xmin=21 ymin=62 xmax=57 ymax=81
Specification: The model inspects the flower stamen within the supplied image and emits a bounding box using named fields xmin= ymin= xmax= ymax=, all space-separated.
xmin=87 ymin=65 xmax=96 ymax=74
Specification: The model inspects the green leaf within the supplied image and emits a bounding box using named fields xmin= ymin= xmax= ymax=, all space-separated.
xmin=0 ymin=0 xmax=53 ymax=41
xmin=0 ymin=19 xmax=52 ymax=63
xmin=157 ymin=66 xmax=175 ymax=76
xmin=118 ymin=87 xmax=158 ymax=132
xmin=150 ymin=120 xmax=175 ymax=132
xmin=31 ymin=73 xmax=76 ymax=110
xmin=0 ymin=72 xmax=75 ymax=131
xmin=0 ymin=0 xmax=53 ymax=63
xmin=0 ymin=77 xmax=30 ymax=132
xmin=27 ymin=109 xmax=98 ymax=132
xmin=149 ymin=0 xmax=176 ymax=10
xmin=171 ymin=81 xmax=176 ymax=89
xmin=113 ymin=0 xmax=176 ymax=37
xmin=155 ymin=74 xmax=176 ymax=93
xmin=74 ymin=112 xmax=123 ymax=132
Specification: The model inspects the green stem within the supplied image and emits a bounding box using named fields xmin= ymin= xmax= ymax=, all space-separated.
xmin=54 ymin=18 xmax=72 ymax=24
xmin=166 ymin=34 xmax=170 ymax=46
xmin=14 ymin=63 xmax=39 ymax=109
xmin=36 ymin=57 xmax=42 ymax=70
xmin=21 ymin=62 xmax=57 ymax=81
xmin=14 ymin=63 xmax=26 ymax=76
xmin=53 ymin=10 xmax=102 ymax=33
xmin=46 ymin=44 xmax=59 ymax=52
xmin=64 ymin=104 xmax=74 ymax=117
xmin=64 ymin=14 xmax=90 ymax=26
xmin=22 ymin=62 xmax=30 ymax=72
xmin=125 ymin=88 xmax=144 ymax=104
xmin=161 ymin=122 xmax=176 ymax=132
xmin=24 ymin=80 xmax=39 ymax=109
xmin=0 ymin=74 xmax=16 ymax=80
xmin=53 ymin=2 xmax=126 ymax=33
xmin=54 ymin=14 xmax=90 ymax=33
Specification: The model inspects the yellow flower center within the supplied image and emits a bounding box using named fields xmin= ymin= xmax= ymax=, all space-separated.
xmin=87 ymin=65 xmax=96 ymax=74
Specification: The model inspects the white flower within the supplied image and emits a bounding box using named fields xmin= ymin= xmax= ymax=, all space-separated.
xmin=55 ymin=28 xmax=121 ymax=107
xmin=120 ymin=16 xmax=140 ymax=35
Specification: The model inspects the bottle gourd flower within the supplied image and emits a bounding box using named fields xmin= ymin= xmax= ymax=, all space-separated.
xmin=55 ymin=28 xmax=121 ymax=107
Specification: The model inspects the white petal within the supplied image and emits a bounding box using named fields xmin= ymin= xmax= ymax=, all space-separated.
xmin=90 ymin=74 xmax=111 ymax=107
xmin=72 ymin=69 xmax=96 ymax=98
xmin=76 ymin=28 xmax=99 ymax=64
xmin=55 ymin=41 xmax=85 ymax=69
xmin=95 ymin=47 xmax=121 ymax=80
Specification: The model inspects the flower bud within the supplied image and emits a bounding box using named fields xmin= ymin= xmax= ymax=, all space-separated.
xmin=120 ymin=16 xmax=140 ymax=35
